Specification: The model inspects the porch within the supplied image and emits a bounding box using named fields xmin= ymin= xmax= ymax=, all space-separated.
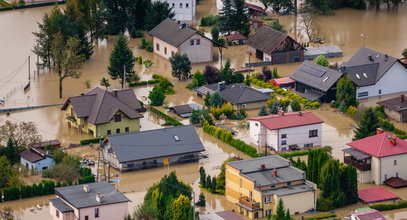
xmin=343 ymin=148 xmax=372 ymax=171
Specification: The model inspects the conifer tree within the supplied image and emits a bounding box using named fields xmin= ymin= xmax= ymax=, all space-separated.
xmin=218 ymin=0 xmax=235 ymax=34
xmin=206 ymin=175 xmax=212 ymax=189
xmin=107 ymin=34 xmax=136 ymax=86
xmin=273 ymin=199 xmax=286 ymax=220
xmin=353 ymin=108 xmax=380 ymax=140
xmin=233 ymin=0 xmax=250 ymax=36
xmin=258 ymin=105 xmax=268 ymax=116
xmin=211 ymin=176 xmax=217 ymax=191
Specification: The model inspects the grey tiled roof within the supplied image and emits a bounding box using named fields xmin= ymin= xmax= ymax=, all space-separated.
xmin=246 ymin=26 xmax=287 ymax=54
xmin=49 ymin=198 xmax=74 ymax=213
xmin=61 ymin=87 xmax=143 ymax=125
xmin=261 ymin=183 xmax=315 ymax=196
xmin=343 ymin=63 xmax=379 ymax=87
xmin=106 ymin=125 xmax=205 ymax=163
xmin=148 ymin=18 xmax=196 ymax=47
xmin=54 ymin=182 xmax=129 ymax=209
xmin=227 ymin=155 xmax=291 ymax=173
xmin=290 ymin=61 xmax=343 ymax=92
xmin=196 ymin=83 xmax=270 ymax=104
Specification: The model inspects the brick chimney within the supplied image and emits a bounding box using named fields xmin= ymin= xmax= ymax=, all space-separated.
xmin=278 ymin=110 xmax=284 ymax=116
xmin=376 ymin=128 xmax=384 ymax=135
xmin=112 ymin=89 xmax=118 ymax=97
xmin=272 ymin=169 xmax=278 ymax=177
xmin=388 ymin=135 xmax=397 ymax=146
xmin=260 ymin=164 xmax=265 ymax=169
xmin=298 ymin=111 xmax=303 ymax=116
xmin=401 ymin=95 xmax=405 ymax=102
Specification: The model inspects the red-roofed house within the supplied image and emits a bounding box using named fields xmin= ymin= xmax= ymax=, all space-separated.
xmin=343 ymin=129 xmax=407 ymax=184
xmin=248 ymin=112 xmax=323 ymax=151
xmin=224 ymin=33 xmax=247 ymax=45
xmin=269 ymin=77 xmax=296 ymax=89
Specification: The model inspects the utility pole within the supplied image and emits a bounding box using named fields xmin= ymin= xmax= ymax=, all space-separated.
xmin=28 ymin=56 xmax=31 ymax=81
xmin=96 ymin=142 xmax=101 ymax=182
xmin=361 ymin=34 xmax=366 ymax=47
xmin=122 ymin=65 xmax=126 ymax=89
xmin=192 ymin=191 xmax=196 ymax=220
xmin=36 ymin=46 xmax=39 ymax=76
xmin=107 ymin=162 xmax=111 ymax=183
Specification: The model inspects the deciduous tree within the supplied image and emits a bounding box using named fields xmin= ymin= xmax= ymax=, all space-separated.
xmin=315 ymin=55 xmax=329 ymax=67
xmin=148 ymin=86 xmax=166 ymax=106
xmin=100 ymin=77 xmax=111 ymax=90
xmin=209 ymin=92 xmax=223 ymax=107
xmin=336 ymin=75 xmax=357 ymax=108
xmin=0 ymin=120 xmax=42 ymax=148
xmin=203 ymin=65 xmax=220 ymax=84
xmin=170 ymin=53 xmax=191 ymax=80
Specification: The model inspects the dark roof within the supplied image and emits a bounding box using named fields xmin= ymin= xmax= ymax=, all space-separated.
xmin=384 ymin=177 xmax=407 ymax=188
xmin=216 ymin=210 xmax=244 ymax=220
xmin=169 ymin=103 xmax=203 ymax=118
xmin=246 ymin=26 xmax=303 ymax=54
xmin=300 ymin=89 xmax=325 ymax=101
xmin=105 ymin=125 xmax=205 ymax=163
xmin=49 ymin=198 xmax=74 ymax=213
xmin=196 ymin=83 xmax=270 ymax=104
xmin=54 ymin=182 xmax=129 ymax=209
xmin=20 ymin=147 xmax=51 ymax=163
xmin=290 ymin=61 xmax=343 ymax=92
xmin=31 ymin=140 xmax=61 ymax=148
xmin=149 ymin=19 xmax=196 ymax=47
xmin=343 ymin=148 xmax=371 ymax=160
xmin=245 ymin=2 xmax=266 ymax=12
xmin=61 ymin=87 xmax=143 ymax=125
xmin=224 ymin=33 xmax=247 ymax=41
xmin=343 ymin=47 xmax=399 ymax=86
xmin=377 ymin=95 xmax=407 ymax=112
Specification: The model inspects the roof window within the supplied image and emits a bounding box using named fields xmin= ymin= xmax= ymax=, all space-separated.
xmin=323 ymin=77 xmax=329 ymax=82
xmin=355 ymin=74 xmax=361 ymax=79
xmin=362 ymin=73 xmax=368 ymax=78
xmin=174 ymin=135 xmax=180 ymax=141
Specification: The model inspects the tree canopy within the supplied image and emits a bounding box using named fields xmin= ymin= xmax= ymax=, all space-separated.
xmin=170 ymin=53 xmax=191 ymax=80
xmin=0 ymin=121 xmax=42 ymax=148
xmin=336 ymin=76 xmax=357 ymax=108
xmin=353 ymin=108 xmax=380 ymax=140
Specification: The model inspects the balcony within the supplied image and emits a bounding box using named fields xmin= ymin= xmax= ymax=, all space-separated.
xmin=66 ymin=115 xmax=77 ymax=124
xmin=344 ymin=156 xmax=371 ymax=171
xmin=238 ymin=196 xmax=261 ymax=210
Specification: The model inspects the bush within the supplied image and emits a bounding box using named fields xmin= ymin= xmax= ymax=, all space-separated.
xmin=397 ymin=134 xmax=407 ymax=139
xmin=304 ymin=214 xmax=337 ymax=220
xmin=345 ymin=105 xmax=357 ymax=115
xmin=128 ymin=79 xmax=159 ymax=87
xmin=370 ymin=201 xmax=407 ymax=211
xmin=200 ymin=14 xmax=219 ymax=26
xmin=80 ymin=137 xmax=104 ymax=145
xmin=381 ymin=119 xmax=395 ymax=131
xmin=139 ymin=38 xmax=153 ymax=52
xmin=130 ymin=29 xmax=144 ymax=38
xmin=316 ymin=197 xmax=334 ymax=211
xmin=149 ymin=106 xmax=183 ymax=126
xmin=394 ymin=128 xmax=406 ymax=135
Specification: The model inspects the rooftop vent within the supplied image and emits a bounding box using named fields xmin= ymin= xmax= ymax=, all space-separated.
xmin=83 ymin=184 xmax=90 ymax=193
xmin=376 ymin=55 xmax=380 ymax=58
xmin=112 ymin=89 xmax=118 ymax=97
xmin=368 ymin=54 xmax=373 ymax=61
xmin=181 ymin=23 xmax=187 ymax=29
xmin=387 ymin=135 xmax=397 ymax=146
xmin=174 ymin=135 xmax=180 ymax=141
xmin=272 ymin=169 xmax=278 ymax=177
xmin=298 ymin=111 xmax=303 ymax=116
xmin=260 ymin=164 xmax=265 ymax=169
xmin=96 ymin=193 xmax=104 ymax=203
xmin=355 ymin=74 xmax=361 ymax=79
xmin=376 ymin=128 xmax=384 ymax=135
xmin=80 ymin=92 xmax=85 ymax=96
xmin=218 ymin=81 xmax=226 ymax=91
xmin=323 ymin=77 xmax=329 ymax=82
xmin=362 ymin=73 xmax=368 ymax=78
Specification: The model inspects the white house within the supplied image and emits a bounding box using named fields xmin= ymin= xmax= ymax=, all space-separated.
xmin=248 ymin=112 xmax=323 ymax=151
xmin=154 ymin=0 xmax=196 ymax=21
xmin=343 ymin=129 xmax=407 ymax=185
xmin=20 ymin=147 xmax=55 ymax=171
xmin=49 ymin=182 xmax=129 ymax=220
xmin=350 ymin=208 xmax=386 ymax=220
xmin=149 ymin=19 xmax=223 ymax=63
xmin=342 ymin=47 xmax=407 ymax=99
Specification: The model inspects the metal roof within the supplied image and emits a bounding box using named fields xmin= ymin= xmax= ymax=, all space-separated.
xmin=261 ymin=183 xmax=315 ymax=196
xmin=245 ymin=166 xmax=305 ymax=187
xmin=300 ymin=89 xmax=325 ymax=101
xmin=148 ymin=19 xmax=196 ymax=47
xmin=105 ymin=125 xmax=205 ymax=163
xmin=227 ymin=155 xmax=290 ymax=173
xmin=54 ymin=182 xmax=129 ymax=209
xmin=49 ymin=198 xmax=74 ymax=213
xmin=377 ymin=96 xmax=407 ymax=112
xmin=343 ymin=148 xmax=371 ymax=160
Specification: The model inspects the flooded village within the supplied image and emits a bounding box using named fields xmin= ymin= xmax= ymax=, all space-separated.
xmin=0 ymin=0 xmax=407 ymax=219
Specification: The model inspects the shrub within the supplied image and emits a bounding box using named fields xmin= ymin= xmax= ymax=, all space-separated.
xmin=345 ymin=106 xmax=358 ymax=115
xmin=370 ymin=201 xmax=407 ymax=211
xmin=397 ymin=134 xmax=407 ymax=139
xmin=80 ymin=137 xmax=104 ymax=145
xmin=128 ymin=79 xmax=159 ymax=87
xmin=139 ymin=38 xmax=153 ymax=52
xmin=394 ymin=128 xmax=406 ymax=136
xmin=149 ymin=106 xmax=183 ymax=126
xmin=380 ymin=119 xmax=395 ymax=131
xmin=316 ymin=197 xmax=334 ymax=211
xmin=304 ymin=214 xmax=337 ymax=220
xmin=200 ymin=14 xmax=219 ymax=26
xmin=130 ymin=29 xmax=144 ymax=38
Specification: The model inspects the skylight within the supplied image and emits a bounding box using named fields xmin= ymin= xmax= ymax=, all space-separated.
xmin=355 ymin=74 xmax=361 ymax=79
xmin=174 ymin=135 xmax=180 ymax=141
xmin=362 ymin=73 xmax=368 ymax=78
xmin=323 ymin=77 xmax=329 ymax=82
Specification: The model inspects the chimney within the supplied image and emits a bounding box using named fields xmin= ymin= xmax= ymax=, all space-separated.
xmin=298 ymin=111 xmax=303 ymax=116
xmin=218 ymin=81 xmax=225 ymax=91
xmin=96 ymin=193 xmax=104 ymax=203
xmin=278 ymin=110 xmax=284 ymax=116
xmin=272 ymin=169 xmax=278 ymax=177
xmin=401 ymin=95 xmax=405 ymax=102
xmin=376 ymin=128 xmax=384 ymax=135
xmin=112 ymin=89 xmax=118 ymax=97
xmin=260 ymin=164 xmax=265 ymax=169
xmin=83 ymin=184 xmax=90 ymax=193
xmin=387 ymin=135 xmax=397 ymax=146
xmin=368 ymin=54 xmax=373 ymax=61
xmin=181 ymin=23 xmax=187 ymax=29
xmin=80 ymin=92 xmax=85 ymax=96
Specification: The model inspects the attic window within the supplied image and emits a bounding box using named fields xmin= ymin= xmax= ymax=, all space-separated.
xmin=362 ymin=73 xmax=368 ymax=78
xmin=355 ymin=74 xmax=361 ymax=79
xmin=323 ymin=77 xmax=329 ymax=82
xmin=174 ymin=135 xmax=180 ymax=141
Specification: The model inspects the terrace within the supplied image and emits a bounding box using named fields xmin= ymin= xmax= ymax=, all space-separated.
xmin=343 ymin=148 xmax=372 ymax=171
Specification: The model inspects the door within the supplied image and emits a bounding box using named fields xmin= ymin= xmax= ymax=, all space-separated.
xmin=256 ymin=49 xmax=263 ymax=60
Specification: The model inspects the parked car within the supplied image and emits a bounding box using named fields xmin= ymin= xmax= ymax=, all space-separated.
xmin=87 ymin=160 xmax=95 ymax=166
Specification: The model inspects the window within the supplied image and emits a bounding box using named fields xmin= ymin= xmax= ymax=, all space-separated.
xmin=156 ymin=43 xmax=160 ymax=51
xmin=56 ymin=210 xmax=59 ymax=218
xmin=196 ymin=39 xmax=200 ymax=45
xmin=281 ymin=134 xmax=287 ymax=139
xmin=242 ymin=104 xmax=247 ymax=108
xmin=394 ymin=160 xmax=397 ymax=165
xmin=172 ymin=3 xmax=175 ymax=7
xmin=186 ymin=3 xmax=189 ymax=7
xmin=179 ymin=3 xmax=183 ymax=8
xmin=265 ymin=210 xmax=272 ymax=216
xmin=255 ymin=123 xmax=259 ymax=127
xmin=397 ymin=172 xmax=399 ymax=177
xmin=190 ymin=39 xmax=194 ymax=45
xmin=107 ymin=130 xmax=111 ymax=135
xmin=385 ymin=174 xmax=388 ymax=180
xmin=125 ymin=127 xmax=129 ymax=132
xmin=164 ymin=47 xmax=167 ymax=55
xmin=379 ymin=89 xmax=382 ymax=94
xmin=281 ymin=140 xmax=287 ymax=145
xmin=95 ymin=208 xmax=99 ymax=218
xmin=358 ymin=92 xmax=369 ymax=97
xmin=304 ymin=143 xmax=313 ymax=148
xmin=85 ymin=216 xmax=89 ymax=220
xmin=171 ymin=51 xmax=175 ymax=56
xmin=264 ymin=196 xmax=271 ymax=203
xmin=287 ymin=182 xmax=291 ymax=186
xmin=249 ymin=191 xmax=253 ymax=200
xmin=116 ymin=128 xmax=121 ymax=134
xmin=309 ymin=129 xmax=318 ymax=138
xmin=42 ymin=166 xmax=48 ymax=170
xmin=114 ymin=114 xmax=121 ymax=122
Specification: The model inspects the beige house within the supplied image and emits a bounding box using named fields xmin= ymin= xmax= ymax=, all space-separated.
xmin=377 ymin=95 xmax=407 ymax=123
xmin=344 ymin=129 xmax=407 ymax=185
xmin=225 ymin=155 xmax=316 ymax=219
xmin=149 ymin=18 xmax=221 ymax=63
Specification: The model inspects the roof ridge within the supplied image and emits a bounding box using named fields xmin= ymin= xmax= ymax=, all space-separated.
xmin=92 ymin=89 xmax=108 ymax=123
xmin=107 ymin=124 xmax=192 ymax=138
xmin=378 ymin=133 xmax=386 ymax=156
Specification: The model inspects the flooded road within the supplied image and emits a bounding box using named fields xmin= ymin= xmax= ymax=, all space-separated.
xmin=1 ymin=1 xmax=407 ymax=219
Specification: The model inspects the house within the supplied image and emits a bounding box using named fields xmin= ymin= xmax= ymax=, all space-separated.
xmin=269 ymin=77 xmax=295 ymax=90
xmin=31 ymin=139 xmax=61 ymax=150
xmin=341 ymin=47 xmax=407 ymax=99
xmin=224 ymin=33 xmax=247 ymax=45
xmin=249 ymin=18 xmax=264 ymax=32
xmin=377 ymin=95 xmax=407 ymax=123
xmin=20 ymin=147 xmax=55 ymax=171
xmin=154 ymin=0 xmax=196 ymax=21
xmin=61 ymin=87 xmax=144 ymax=137
xmin=304 ymin=45 xmax=343 ymax=60
xmin=101 ymin=125 xmax=205 ymax=172
xmin=149 ymin=18 xmax=224 ymax=63
xmin=195 ymin=82 xmax=270 ymax=110
xmin=350 ymin=208 xmax=386 ymax=220
xmin=200 ymin=210 xmax=244 ymax=220
xmin=169 ymin=103 xmax=203 ymax=118
xmin=290 ymin=61 xmax=343 ymax=102
xmin=343 ymin=129 xmax=407 ymax=184
xmin=245 ymin=2 xmax=268 ymax=16
xmin=225 ymin=155 xmax=317 ymax=219
xmin=248 ymin=112 xmax=323 ymax=151
xmin=49 ymin=181 xmax=129 ymax=220
xmin=246 ymin=26 xmax=305 ymax=64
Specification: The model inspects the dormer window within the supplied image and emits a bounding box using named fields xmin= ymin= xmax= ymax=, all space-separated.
xmin=114 ymin=114 xmax=121 ymax=122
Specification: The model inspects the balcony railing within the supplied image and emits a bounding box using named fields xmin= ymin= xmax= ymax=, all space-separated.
xmin=344 ymin=156 xmax=371 ymax=171
xmin=66 ymin=115 xmax=77 ymax=123
xmin=239 ymin=196 xmax=261 ymax=209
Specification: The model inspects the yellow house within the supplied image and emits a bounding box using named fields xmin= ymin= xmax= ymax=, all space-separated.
xmin=61 ymin=87 xmax=144 ymax=137
xmin=225 ymin=155 xmax=317 ymax=219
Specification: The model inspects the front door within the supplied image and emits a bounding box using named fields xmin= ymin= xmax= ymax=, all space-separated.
xmin=256 ymin=49 xmax=263 ymax=60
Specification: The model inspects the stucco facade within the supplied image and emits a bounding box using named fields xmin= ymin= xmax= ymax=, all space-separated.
xmin=20 ymin=156 xmax=54 ymax=171
xmin=369 ymin=154 xmax=407 ymax=184
xmin=152 ymin=37 xmax=179 ymax=60
xmin=236 ymin=101 xmax=266 ymax=110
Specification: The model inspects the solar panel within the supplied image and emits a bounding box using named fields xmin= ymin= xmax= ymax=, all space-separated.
xmin=301 ymin=63 xmax=327 ymax=77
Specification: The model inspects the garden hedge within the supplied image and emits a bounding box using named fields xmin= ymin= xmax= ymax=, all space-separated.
xmin=369 ymin=201 xmax=407 ymax=211
xmin=128 ymin=79 xmax=159 ymax=87
xmin=304 ymin=214 xmax=337 ymax=220
xmin=149 ymin=106 xmax=183 ymax=126
xmin=80 ymin=137 xmax=104 ymax=145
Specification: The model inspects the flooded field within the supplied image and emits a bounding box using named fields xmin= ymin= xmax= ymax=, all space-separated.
xmin=1 ymin=0 xmax=407 ymax=219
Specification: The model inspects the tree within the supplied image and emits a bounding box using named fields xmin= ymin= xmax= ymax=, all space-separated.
xmin=170 ymin=53 xmax=191 ymax=80
xmin=353 ymin=108 xmax=380 ymax=140
xmin=0 ymin=120 xmax=42 ymax=148
xmin=402 ymin=49 xmax=407 ymax=59
xmin=216 ymin=158 xmax=238 ymax=190
xmin=290 ymin=100 xmax=301 ymax=111
xmin=52 ymin=149 xmax=67 ymax=164
xmin=203 ymin=65 xmax=220 ymax=84
xmin=105 ymin=0 xmax=129 ymax=35
xmin=196 ymin=193 xmax=206 ymax=207
xmin=206 ymin=175 xmax=212 ymax=189
xmin=148 ymin=86 xmax=166 ymax=106
xmin=336 ymin=76 xmax=357 ymax=108
xmin=315 ymin=55 xmax=329 ymax=67
xmin=100 ymin=77 xmax=111 ymax=90
xmin=211 ymin=26 xmax=220 ymax=42
xmin=270 ymin=101 xmax=279 ymax=114
xmin=188 ymin=71 xmax=205 ymax=88
xmin=209 ymin=92 xmax=223 ymax=107
xmin=50 ymin=164 xmax=80 ymax=183
xmin=262 ymin=66 xmax=273 ymax=82
xmin=51 ymin=33 xmax=84 ymax=98
xmin=273 ymin=199 xmax=286 ymax=220
xmin=258 ymin=105 xmax=269 ymax=116
xmin=2 ymin=139 xmax=19 ymax=165
xmin=278 ymin=99 xmax=291 ymax=112
xmin=320 ymin=159 xmax=341 ymax=200
xmin=233 ymin=0 xmax=250 ymax=36
xmin=218 ymin=0 xmax=235 ymax=34
xmin=61 ymin=154 xmax=81 ymax=170
xmin=172 ymin=194 xmax=193 ymax=220
xmin=299 ymin=13 xmax=321 ymax=42
xmin=306 ymin=149 xmax=329 ymax=185
xmin=285 ymin=209 xmax=291 ymax=220
xmin=144 ymin=1 xmax=175 ymax=31
xmin=132 ymin=202 xmax=158 ymax=220
xmin=199 ymin=167 xmax=206 ymax=187
xmin=190 ymin=109 xmax=214 ymax=126
xmin=220 ymin=59 xmax=235 ymax=84
xmin=266 ymin=19 xmax=287 ymax=33
xmin=127 ymin=0 xmax=151 ymax=32
xmin=108 ymin=34 xmax=136 ymax=86
xmin=204 ymin=92 xmax=212 ymax=107
xmin=341 ymin=165 xmax=358 ymax=205
xmin=211 ymin=176 xmax=217 ymax=191
xmin=304 ymin=0 xmax=332 ymax=14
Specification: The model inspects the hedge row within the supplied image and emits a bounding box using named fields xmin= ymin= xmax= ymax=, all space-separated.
xmin=128 ymin=79 xmax=159 ymax=87
xmin=249 ymin=77 xmax=320 ymax=109
xmin=149 ymin=106 xmax=183 ymax=126
xmin=203 ymin=122 xmax=258 ymax=157
xmin=279 ymin=146 xmax=332 ymax=158
xmin=80 ymin=137 xmax=104 ymax=145
xmin=304 ymin=214 xmax=337 ymax=220
xmin=369 ymin=201 xmax=407 ymax=211
xmin=2 ymin=176 xmax=95 ymax=202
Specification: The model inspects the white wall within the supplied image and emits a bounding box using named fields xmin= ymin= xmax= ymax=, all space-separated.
xmin=179 ymin=33 xmax=213 ymax=63
xmin=20 ymin=157 xmax=54 ymax=171
xmin=152 ymin=37 xmax=179 ymax=60
xmin=78 ymin=202 xmax=129 ymax=220
xmin=374 ymin=153 xmax=407 ymax=184
xmin=356 ymin=62 xmax=407 ymax=99
xmin=154 ymin=0 xmax=196 ymax=21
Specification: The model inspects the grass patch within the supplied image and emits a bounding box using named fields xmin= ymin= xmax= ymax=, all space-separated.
xmin=304 ymin=213 xmax=337 ymax=220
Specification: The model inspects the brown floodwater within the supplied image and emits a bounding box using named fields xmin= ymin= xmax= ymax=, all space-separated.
xmin=1 ymin=1 xmax=407 ymax=219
